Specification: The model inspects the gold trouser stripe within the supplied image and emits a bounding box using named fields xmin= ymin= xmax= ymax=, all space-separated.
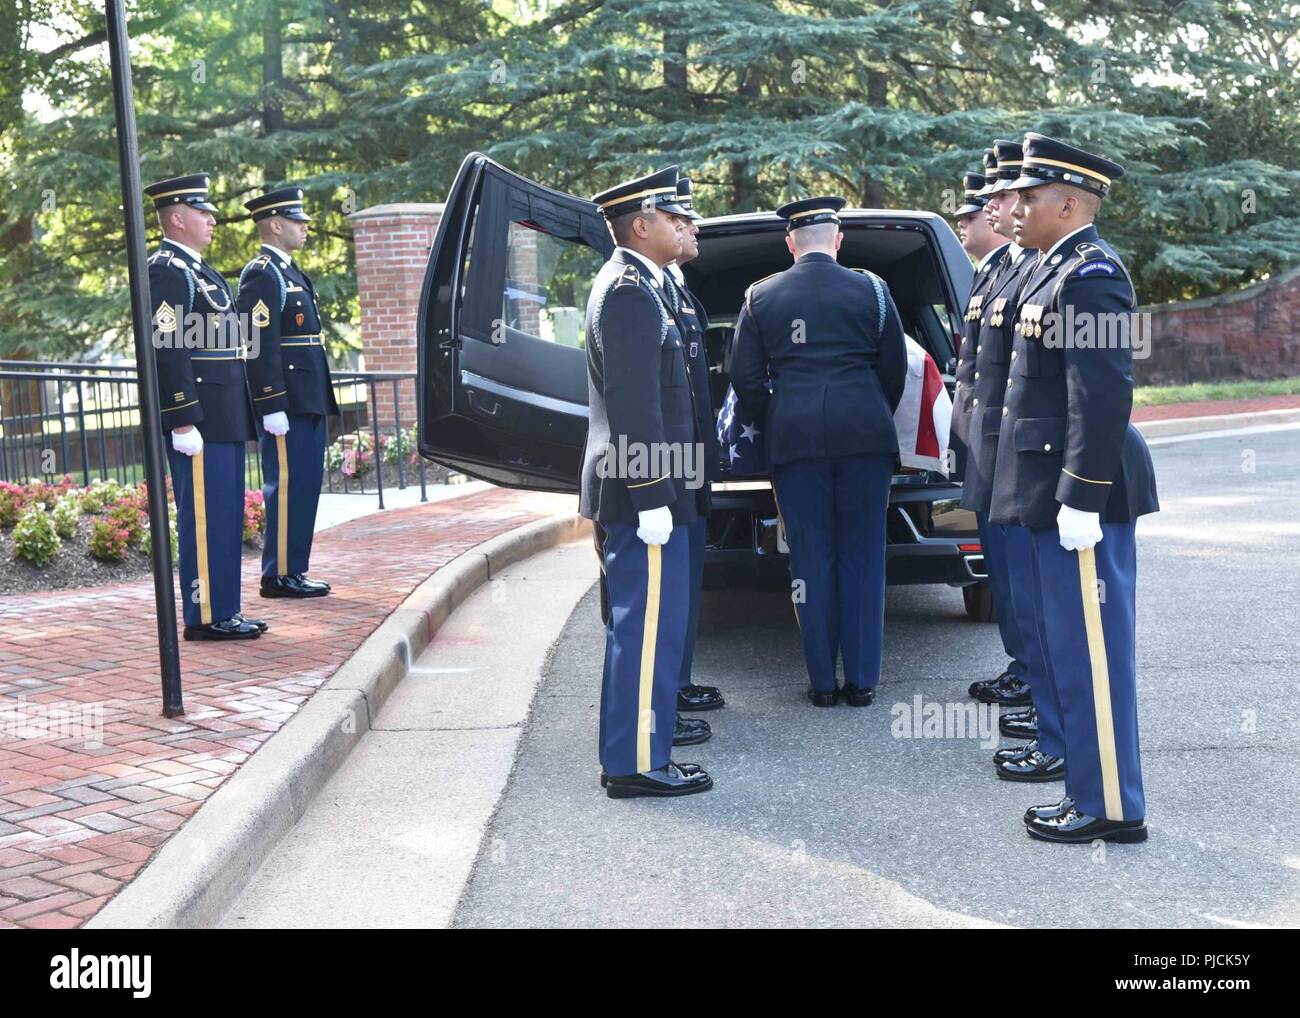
xmin=191 ymin=448 xmax=212 ymax=624
xmin=636 ymin=543 xmax=662 ymax=773
xmin=275 ymin=433 xmax=290 ymax=576
xmin=1077 ymin=547 xmax=1122 ymax=820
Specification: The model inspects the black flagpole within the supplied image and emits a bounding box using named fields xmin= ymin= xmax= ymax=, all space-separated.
xmin=104 ymin=0 xmax=184 ymax=717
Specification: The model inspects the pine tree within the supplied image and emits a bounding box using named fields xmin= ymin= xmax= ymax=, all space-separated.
xmin=1 ymin=0 xmax=1297 ymax=357
xmin=0 ymin=0 xmax=497 ymax=357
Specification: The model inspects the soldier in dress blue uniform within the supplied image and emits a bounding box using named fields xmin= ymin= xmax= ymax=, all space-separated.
xmin=958 ymin=140 xmax=1066 ymax=783
xmin=663 ymin=174 xmax=726 ymax=734
xmin=991 ymin=134 xmax=1159 ymax=843
xmin=953 ymin=153 xmax=1040 ymax=716
xmin=952 ymin=156 xmax=1007 ymax=447
xmin=951 ymin=158 xmax=1000 ymax=460
xmin=145 ymin=174 xmax=263 ymax=641
xmin=237 ymin=187 xmax=339 ymax=600
xmin=730 ymin=196 xmax=907 ymax=707
xmin=581 ymin=166 xmax=713 ymax=799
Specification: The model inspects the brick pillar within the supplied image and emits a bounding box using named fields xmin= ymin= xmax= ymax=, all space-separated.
xmin=510 ymin=224 xmax=542 ymax=338
xmin=350 ymin=202 xmax=443 ymax=430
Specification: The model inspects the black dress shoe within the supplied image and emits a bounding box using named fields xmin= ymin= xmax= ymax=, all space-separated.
xmin=605 ymin=762 xmax=713 ymax=799
xmin=995 ymin=747 xmax=1065 ymax=782
xmin=260 ymin=574 xmax=330 ymax=599
xmin=993 ymin=738 xmax=1040 ymax=764
xmin=840 ymin=684 xmax=875 ymax=707
xmin=808 ymin=686 xmax=839 ymax=707
xmin=291 ymin=573 xmax=331 ymax=593
xmin=677 ymin=683 xmax=724 ymax=712
xmin=233 ymin=612 xmax=269 ymax=633
xmin=1025 ymin=806 xmax=1148 ymax=844
xmin=1024 ymin=796 xmax=1076 ymax=824
xmin=1000 ymin=706 xmax=1038 ymax=739
xmin=969 ymin=670 xmax=1032 ymax=706
xmin=601 ymin=762 xmax=702 ymax=789
xmin=183 ymin=617 xmax=262 ymax=641
xmin=673 ymin=715 xmax=712 ymax=746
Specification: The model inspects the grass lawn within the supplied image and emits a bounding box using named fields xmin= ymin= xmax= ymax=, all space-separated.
xmin=1133 ymin=376 xmax=1300 ymax=407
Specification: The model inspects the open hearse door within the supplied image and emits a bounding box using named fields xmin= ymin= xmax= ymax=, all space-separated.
xmin=417 ymin=152 xmax=610 ymax=491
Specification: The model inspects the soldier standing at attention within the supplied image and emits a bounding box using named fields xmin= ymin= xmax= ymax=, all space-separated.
xmin=582 ymin=167 xmax=713 ymax=799
xmin=730 ymin=197 xmax=907 ymax=707
xmin=663 ymin=174 xmax=725 ymax=739
xmin=993 ymin=133 xmax=1159 ymax=843
xmin=961 ymin=139 xmax=1064 ymax=784
xmin=238 ymin=187 xmax=339 ymax=600
xmin=953 ymin=155 xmax=1036 ymax=713
xmin=145 ymin=174 xmax=264 ymax=641
xmin=951 ymin=161 xmax=1008 ymax=447
xmin=951 ymin=153 xmax=1005 ymax=449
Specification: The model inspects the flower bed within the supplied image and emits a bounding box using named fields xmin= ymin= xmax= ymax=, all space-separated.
xmin=0 ymin=476 xmax=265 ymax=596
xmin=324 ymin=426 xmax=424 ymax=486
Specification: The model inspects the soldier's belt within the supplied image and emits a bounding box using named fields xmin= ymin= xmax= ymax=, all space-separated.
xmin=192 ymin=349 xmax=249 ymax=360
xmin=280 ymin=334 xmax=323 ymax=347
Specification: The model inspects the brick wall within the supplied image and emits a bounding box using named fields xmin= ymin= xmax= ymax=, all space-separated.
xmin=1138 ymin=264 xmax=1300 ymax=385
xmin=349 ymin=202 xmax=443 ymax=429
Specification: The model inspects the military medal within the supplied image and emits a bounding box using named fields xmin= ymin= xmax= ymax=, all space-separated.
xmin=1018 ymin=303 xmax=1044 ymax=338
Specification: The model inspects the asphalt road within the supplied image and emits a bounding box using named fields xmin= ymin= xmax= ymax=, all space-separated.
xmin=453 ymin=425 xmax=1300 ymax=928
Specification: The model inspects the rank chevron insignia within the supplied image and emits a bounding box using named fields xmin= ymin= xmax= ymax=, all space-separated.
xmin=252 ymin=299 xmax=271 ymax=329
xmin=153 ymin=302 xmax=178 ymax=333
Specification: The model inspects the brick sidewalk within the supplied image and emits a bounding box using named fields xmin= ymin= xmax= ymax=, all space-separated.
xmin=0 ymin=486 xmax=573 ymax=928
xmin=1132 ymin=392 xmax=1300 ymax=422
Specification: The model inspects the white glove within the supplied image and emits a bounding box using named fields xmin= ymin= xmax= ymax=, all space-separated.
xmin=636 ymin=506 xmax=674 ymax=546
xmin=263 ymin=412 xmax=290 ymax=436
xmin=171 ymin=427 xmax=204 ymax=457
xmin=1057 ymin=503 xmax=1103 ymax=552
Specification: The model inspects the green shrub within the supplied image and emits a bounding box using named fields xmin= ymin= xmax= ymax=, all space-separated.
xmin=78 ymin=479 xmax=124 ymax=515
xmin=0 ymin=482 xmax=26 ymax=529
xmin=382 ymin=426 xmax=419 ymax=466
xmin=12 ymin=504 xmax=61 ymax=567
xmin=106 ymin=500 xmax=145 ymax=547
xmin=141 ymin=504 xmax=179 ymax=561
xmin=51 ymin=497 xmax=80 ymax=541
xmin=89 ymin=518 xmax=132 ymax=561
xmin=24 ymin=478 xmax=70 ymax=511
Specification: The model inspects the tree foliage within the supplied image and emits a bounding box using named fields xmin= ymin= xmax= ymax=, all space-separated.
xmin=1 ymin=0 xmax=1297 ymax=358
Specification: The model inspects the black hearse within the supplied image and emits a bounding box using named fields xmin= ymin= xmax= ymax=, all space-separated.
xmin=417 ymin=153 xmax=996 ymax=619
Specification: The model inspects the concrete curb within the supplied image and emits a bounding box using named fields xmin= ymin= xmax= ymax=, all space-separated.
xmin=1134 ymin=406 xmax=1300 ymax=438
xmin=89 ymin=511 xmax=592 ymax=929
